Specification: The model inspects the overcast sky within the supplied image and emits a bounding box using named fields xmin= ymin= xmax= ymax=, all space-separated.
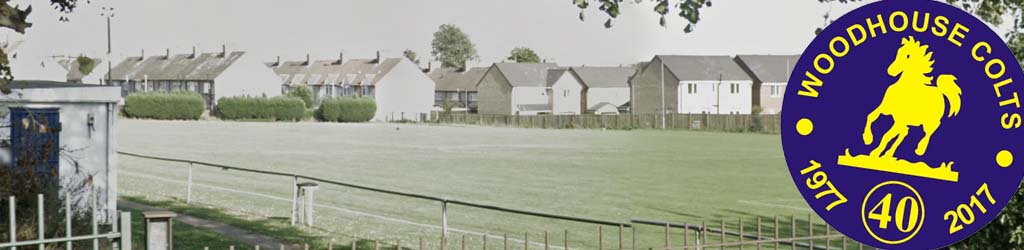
xmin=0 ymin=0 xmax=926 ymax=69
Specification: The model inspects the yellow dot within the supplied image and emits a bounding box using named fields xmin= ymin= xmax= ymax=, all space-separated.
xmin=796 ymin=118 xmax=814 ymax=136
xmin=997 ymin=150 xmax=1014 ymax=168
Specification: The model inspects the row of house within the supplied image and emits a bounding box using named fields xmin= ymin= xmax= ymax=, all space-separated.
xmin=266 ymin=52 xmax=435 ymax=121
xmin=473 ymin=55 xmax=797 ymax=116
xmin=9 ymin=43 xmax=798 ymax=119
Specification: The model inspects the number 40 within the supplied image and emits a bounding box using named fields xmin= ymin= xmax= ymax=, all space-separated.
xmin=868 ymin=193 xmax=921 ymax=233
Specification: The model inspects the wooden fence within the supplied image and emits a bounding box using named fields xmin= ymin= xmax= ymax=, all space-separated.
xmin=431 ymin=113 xmax=783 ymax=133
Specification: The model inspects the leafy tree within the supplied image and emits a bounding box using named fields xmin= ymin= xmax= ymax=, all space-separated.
xmin=403 ymin=49 xmax=421 ymax=65
xmin=507 ymin=47 xmax=542 ymax=63
xmin=0 ymin=0 xmax=87 ymax=94
xmin=286 ymin=85 xmax=315 ymax=108
xmin=431 ymin=24 xmax=479 ymax=68
xmin=573 ymin=1 xmax=1024 ymax=248
xmin=76 ymin=56 xmax=95 ymax=75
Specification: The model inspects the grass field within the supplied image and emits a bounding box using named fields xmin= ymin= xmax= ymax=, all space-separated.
xmin=117 ymin=120 xmax=845 ymax=249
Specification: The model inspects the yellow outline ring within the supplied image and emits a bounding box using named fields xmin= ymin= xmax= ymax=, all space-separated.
xmin=860 ymin=181 xmax=925 ymax=244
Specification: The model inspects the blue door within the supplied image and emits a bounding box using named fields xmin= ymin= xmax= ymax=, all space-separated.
xmin=9 ymin=107 xmax=61 ymax=182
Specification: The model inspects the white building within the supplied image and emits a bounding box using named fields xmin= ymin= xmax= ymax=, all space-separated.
xmin=477 ymin=63 xmax=560 ymax=115
xmin=631 ymin=55 xmax=753 ymax=115
xmin=270 ymin=53 xmax=435 ymax=121
xmin=547 ymin=68 xmax=580 ymax=114
xmin=108 ymin=46 xmax=282 ymax=108
xmin=572 ymin=66 xmax=634 ymax=114
xmin=734 ymin=55 xmax=800 ymax=115
xmin=0 ymin=80 xmax=121 ymax=222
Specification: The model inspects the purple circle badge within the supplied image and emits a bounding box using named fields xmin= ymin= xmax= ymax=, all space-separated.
xmin=781 ymin=0 xmax=1024 ymax=249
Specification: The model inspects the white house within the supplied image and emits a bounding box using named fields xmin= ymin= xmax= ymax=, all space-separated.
xmin=547 ymin=68 xmax=581 ymax=114
xmin=428 ymin=67 xmax=487 ymax=112
xmin=108 ymin=46 xmax=282 ymax=108
xmin=572 ymin=66 xmax=634 ymax=114
xmin=631 ymin=55 xmax=753 ymax=115
xmin=0 ymin=80 xmax=121 ymax=222
xmin=734 ymin=54 xmax=800 ymax=115
xmin=270 ymin=53 xmax=435 ymax=121
xmin=476 ymin=63 xmax=560 ymax=115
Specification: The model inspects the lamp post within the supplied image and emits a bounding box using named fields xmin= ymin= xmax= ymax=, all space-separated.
xmin=101 ymin=7 xmax=115 ymax=86
xmin=660 ymin=59 xmax=666 ymax=129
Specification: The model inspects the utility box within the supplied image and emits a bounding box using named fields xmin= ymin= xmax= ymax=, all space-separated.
xmin=143 ymin=210 xmax=177 ymax=250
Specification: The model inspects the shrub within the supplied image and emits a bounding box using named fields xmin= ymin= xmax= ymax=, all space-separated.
xmin=216 ymin=96 xmax=306 ymax=121
xmin=124 ymin=91 xmax=205 ymax=120
xmin=286 ymin=85 xmax=315 ymax=108
xmin=317 ymin=97 xmax=377 ymax=122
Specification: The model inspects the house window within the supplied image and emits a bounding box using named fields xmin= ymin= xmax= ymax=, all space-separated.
xmin=563 ymin=89 xmax=569 ymax=97
xmin=729 ymin=83 xmax=740 ymax=94
xmin=435 ymin=92 xmax=445 ymax=102
xmin=770 ymin=85 xmax=783 ymax=97
xmin=687 ymin=83 xmax=697 ymax=94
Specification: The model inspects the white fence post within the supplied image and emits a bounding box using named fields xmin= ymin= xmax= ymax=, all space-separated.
xmin=9 ymin=196 xmax=16 ymax=250
xmin=66 ymin=195 xmax=73 ymax=250
xmin=120 ymin=211 xmax=133 ymax=250
xmin=441 ymin=200 xmax=448 ymax=240
xmin=92 ymin=189 xmax=99 ymax=250
xmin=37 ymin=194 xmax=44 ymax=250
xmin=187 ymin=162 xmax=194 ymax=204
xmin=290 ymin=175 xmax=298 ymax=226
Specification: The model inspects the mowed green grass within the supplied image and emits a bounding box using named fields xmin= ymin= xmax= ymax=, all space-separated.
xmin=117 ymin=120 xmax=823 ymax=249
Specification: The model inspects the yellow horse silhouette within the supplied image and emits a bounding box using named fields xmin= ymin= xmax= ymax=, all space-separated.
xmin=862 ymin=36 xmax=962 ymax=158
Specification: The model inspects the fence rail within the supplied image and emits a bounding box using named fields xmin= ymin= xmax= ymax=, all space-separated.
xmin=118 ymin=151 xmax=632 ymax=230
xmin=430 ymin=113 xmax=783 ymax=133
xmin=119 ymin=151 xmax=878 ymax=250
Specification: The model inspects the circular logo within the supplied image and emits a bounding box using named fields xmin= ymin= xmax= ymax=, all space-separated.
xmin=781 ymin=0 xmax=1024 ymax=249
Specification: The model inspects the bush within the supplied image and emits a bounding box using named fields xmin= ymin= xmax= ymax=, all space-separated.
xmin=216 ymin=96 xmax=306 ymax=121
xmin=124 ymin=92 xmax=205 ymax=120
xmin=317 ymin=97 xmax=377 ymax=122
xmin=286 ymin=85 xmax=315 ymax=108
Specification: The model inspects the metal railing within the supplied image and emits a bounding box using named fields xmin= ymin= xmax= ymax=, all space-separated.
xmin=631 ymin=216 xmax=873 ymax=250
xmin=120 ymin=151 xmax=875 ymax=250
xmin=0 ymin=193 xmax=132 ymax=249
xmin=118 ymin=151 xmax=631 ymax=237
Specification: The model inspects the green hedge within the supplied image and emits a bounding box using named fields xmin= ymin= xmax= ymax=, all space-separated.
xmin=124 ymin=92 xmax=205 ymax=120
xmin=216 ymin=96 xmax=306 ymax=121
xmin=317 ymin=97 xmax=377 ymax=122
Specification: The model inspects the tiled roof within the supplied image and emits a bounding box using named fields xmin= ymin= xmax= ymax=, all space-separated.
xmin=429 ymin=67 xmax=487 ymax=91
xmin=655 ymin=55 xmax=751 ymax=81
xmin=269 ymin=57 xmax=402 ymax=86
xmin=492 ymin=63 xmax=559 ymax=87
xmin=110 ymin=51 xmax=245 ymax=81
xmin=570 ymin=66 xmax=634 ymax=88
xmin=734 ymin=54 xmax=800 ymax=83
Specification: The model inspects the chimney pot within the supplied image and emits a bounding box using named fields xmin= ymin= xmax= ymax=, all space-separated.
xmin=140 ymin=49 xmax=145 ymax=59
xmin=190 ymin=46 xmax=196 ymax=59
xmin=305 ymin=54 xmax=310 ymax=66
xmin=375 ymin=51 xmax=381 ymax=64
xmin=165 ymin=48 xmax=170 ymax=59
xmin=276 ymin=56 xmax=280 ymax=66
xmin=221 ymin=44 xmax=226 ymax=57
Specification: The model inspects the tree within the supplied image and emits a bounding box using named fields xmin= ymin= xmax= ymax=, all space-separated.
xmin=403 ymin=49 xmax=421 ymax=65
xmin=507 ymin=47 xmax=542 ymax=63
xmin=572 ymin=1 xmax=1024 ymax=248
xmin=0 ymin=0 xmax=86 ymax=94
xmin=431 ymin=24 xmax=479 ymax=68
xmin=286 ymin=85 xmax=315 ymax=108
xmin=570 ymin=0 xmax=1023 ymax=61
xmin=76 ymin=56 xmax=95 ymax=75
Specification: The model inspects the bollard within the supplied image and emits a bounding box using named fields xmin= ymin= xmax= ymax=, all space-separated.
xmin=296 ymin=182 xmax=320 ymax=226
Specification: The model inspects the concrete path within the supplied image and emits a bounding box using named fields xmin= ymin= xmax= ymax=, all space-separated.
xmin=118 ymin=200 xmax=301 ymax=250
